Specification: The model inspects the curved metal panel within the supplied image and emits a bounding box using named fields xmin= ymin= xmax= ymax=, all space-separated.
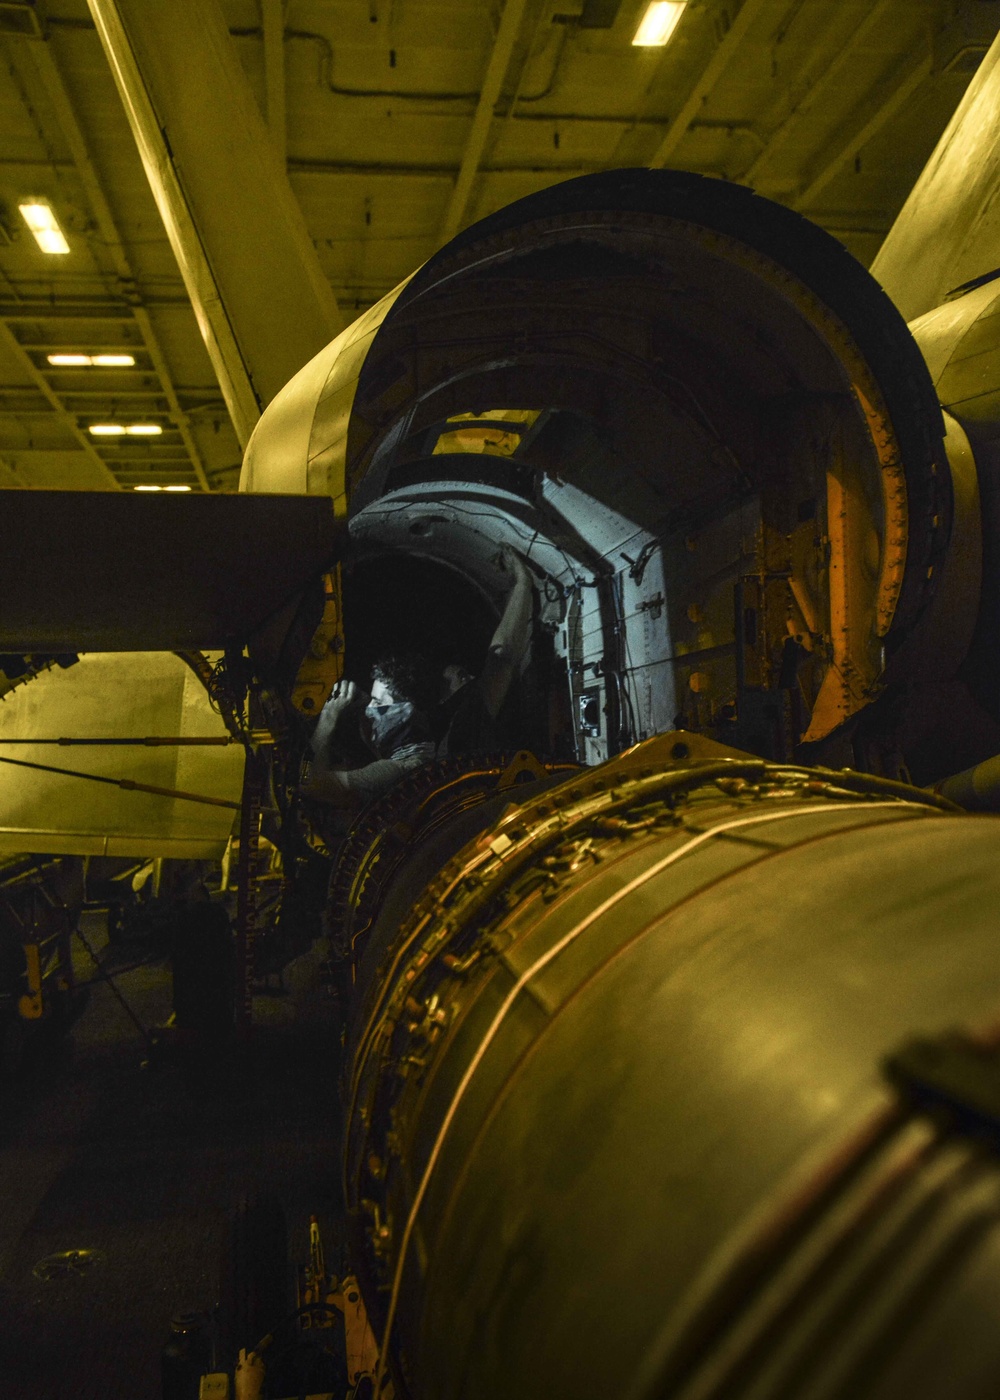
xmin=240 ymin=281 xmax=414 ymax=505
xmin=872 ymin=31 xmax=1000 ymax=324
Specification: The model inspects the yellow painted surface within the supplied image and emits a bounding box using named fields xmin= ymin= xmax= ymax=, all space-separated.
xmin=0 ymin=653 xmax=243 ymax=858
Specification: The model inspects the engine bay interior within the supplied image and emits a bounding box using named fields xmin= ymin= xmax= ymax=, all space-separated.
xmin=319 ymin=173 xmax=956 ymax=773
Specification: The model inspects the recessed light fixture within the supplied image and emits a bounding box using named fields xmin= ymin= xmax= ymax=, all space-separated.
xmin=126 ymin=424 xmax=163 ymax=436
xmin=632 ymin=0 xmax=686 ymax=46
xmin=47 ymin=353 xmax=136 ymax=367
xmin=164 ymin=484 xmax=192 ymax=492
xmin=18 ymin=201 xmax=70 ymax=255
xmin=89 ymin=424 xmax=126 ymax=436
xmin=134 ymin=484 xmax=162 ymax=491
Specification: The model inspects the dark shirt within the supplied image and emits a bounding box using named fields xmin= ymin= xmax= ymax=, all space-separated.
xmin=339 ymin=740 xmax=436 ymax=804
xmin=437 ymin=683 xmax=499 ymax=757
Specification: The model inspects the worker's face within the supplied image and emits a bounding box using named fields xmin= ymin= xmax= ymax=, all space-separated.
xmin=370 ymin=677 xmax=397 ymax=707
xmin=366 ymin=675 xmax=413 ymax=757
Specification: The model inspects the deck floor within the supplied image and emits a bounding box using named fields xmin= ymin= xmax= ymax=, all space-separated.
xmin=0 ymin=916 xmax=343 ymax=1400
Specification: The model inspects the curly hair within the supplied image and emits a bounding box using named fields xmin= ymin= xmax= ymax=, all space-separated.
xmin=371 ymin=652 xmax=436 ymax=712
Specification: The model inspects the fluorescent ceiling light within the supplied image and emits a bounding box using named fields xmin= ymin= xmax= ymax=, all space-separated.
xmin=90 ymin=422 xmax=162 ymax=437
xmin=134 ymin=484 xmax=162 ymax=491
xmin=633 ymin=0 xmax=686 ymax=46
xmin=48 ymin=352 xmax=137 ymax=368
xmin=164 ymin=484 xmax=192 ymax=492
xmin=18 ymin=201 xmax=70 ymax=255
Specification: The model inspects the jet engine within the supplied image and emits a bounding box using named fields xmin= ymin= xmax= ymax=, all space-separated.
xmin=232 ymin=171 xmax=1000 ymax=1398
xmin=336 ymin=733 xmax=1000 ymax=1400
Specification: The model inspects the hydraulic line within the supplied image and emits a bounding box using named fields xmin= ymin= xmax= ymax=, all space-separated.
xmin=0 ymin=752 xmax=241 ymax=809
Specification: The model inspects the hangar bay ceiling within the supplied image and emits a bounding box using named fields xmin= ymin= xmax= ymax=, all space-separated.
xmin=0 ymin=0 xmax=996 ymax=493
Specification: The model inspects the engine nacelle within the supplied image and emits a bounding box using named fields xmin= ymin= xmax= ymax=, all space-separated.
xmin=338 ymin=733 xmax=1000 ymax=1400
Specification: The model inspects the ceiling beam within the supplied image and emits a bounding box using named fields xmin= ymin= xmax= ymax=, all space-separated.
xmin=131 ymin=307 xmax=211 ymax=490
xmin=648 ymin=0 xmax=773 ymax=169
xmin=437 ymin=0 xmax=531 ymax=246
xmin=22 ymin=37 xmax=212 ymax=491
xmin=793 ymin=48 xmax=933 ymax=211
xmin=261 ymin=0 xmax=287 ymax=164
xmin=293 ymin=158 xmax=593 ymax=178
xmin=0 ymin=300 xmax=187 ymax=319
xmin=0 ymin=320 xmax=120 ymax=489
xmin=60 ymin=389 xmax=222 ymax=399
xmin=741 ymin=0 xmax=896 ymax=189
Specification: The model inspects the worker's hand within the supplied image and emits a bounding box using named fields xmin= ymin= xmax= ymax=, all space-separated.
xmin=326 ymin=678 xmax=358 ymax=713
xmin=313 ymin=679 xmax=358 ymax=745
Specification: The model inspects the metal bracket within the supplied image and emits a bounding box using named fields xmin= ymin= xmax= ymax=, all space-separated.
xmin=497 ymin=749 xmax=549 ymax=790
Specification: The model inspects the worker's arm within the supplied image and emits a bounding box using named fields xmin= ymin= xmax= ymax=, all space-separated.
xmin=300 ymin=679 xmax=365 ymax=806
xmin=480 ymin=549 xmax=534 ymax=719
xmin=301 ymin=753 xmax=422 ymax=808
xmin=300 ymin=764 xmax=359 ymax=807
xmin=310 ymin=679 xmax=360 ymax=772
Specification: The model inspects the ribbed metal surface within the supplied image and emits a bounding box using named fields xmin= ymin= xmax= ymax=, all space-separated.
xmin=640 ymin=1117 xmax=1000 ymax=1400
xmin=340 ymin=739 xmax=1000 ymax=1399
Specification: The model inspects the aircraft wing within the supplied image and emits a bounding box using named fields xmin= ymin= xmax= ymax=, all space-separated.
xmin=0 ymin=490 xmax=344 ymax=654
xmin=0 ymin=489 xmax=345 ymax=858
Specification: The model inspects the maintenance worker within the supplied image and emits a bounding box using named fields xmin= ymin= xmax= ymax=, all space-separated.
xmin=301 ymin=653 xmax=436 ymax=809
xmin=437 ymin=546 xmax=534 ymax=757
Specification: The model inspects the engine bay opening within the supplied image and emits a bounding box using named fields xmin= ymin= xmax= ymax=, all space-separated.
xmin=239 ymin=171 xmax=966 ymax=771
xmin=330 ymin=173 xmax=949 ymax=765
xmin=342 ymin=553 xmax=496 ymax=689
